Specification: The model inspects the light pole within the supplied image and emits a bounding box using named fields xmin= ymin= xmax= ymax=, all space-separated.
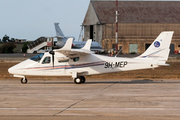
xmin=115 ymin=0 xmax=119 ymax=52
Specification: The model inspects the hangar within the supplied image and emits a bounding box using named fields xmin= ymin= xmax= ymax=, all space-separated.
xmin=83 ymin=0 xmax=180 ymax=54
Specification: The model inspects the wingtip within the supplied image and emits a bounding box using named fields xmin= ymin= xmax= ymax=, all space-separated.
xmin=60 ymin=38 xmax=73 ymax=51
xmin=81 ymin=39 xmax=92 ymax=51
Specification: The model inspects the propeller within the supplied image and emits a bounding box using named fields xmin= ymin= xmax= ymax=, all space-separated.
xmin=49 ymin=37 xmax=55 ymax=68
xmin=49 ymin=50 xmax=55 ymax=68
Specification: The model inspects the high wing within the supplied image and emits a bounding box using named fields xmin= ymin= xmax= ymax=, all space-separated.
xmin=55 ymin=38 xmax=94 ymax=57
xmin=55 ymin=38 xmax=93 ymax=78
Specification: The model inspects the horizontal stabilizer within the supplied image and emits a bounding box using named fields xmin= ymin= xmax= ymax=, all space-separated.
xmin=156 ymin=63 xmax=170 ymax=66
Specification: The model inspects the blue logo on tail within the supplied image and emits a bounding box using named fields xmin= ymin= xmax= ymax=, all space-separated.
xmin=154 ymin=41 xmax=160 ymax=48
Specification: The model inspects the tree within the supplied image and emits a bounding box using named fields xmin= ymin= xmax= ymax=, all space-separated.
xmin=2 ymin=34 xmax=9 ymax=43
xmin=0 ymin=43 xmax=16 ymax=53
xmin=22 ymin=42 xmax=29 ymax=53
xmin=0 ymin=39 xmax=1 ymax=42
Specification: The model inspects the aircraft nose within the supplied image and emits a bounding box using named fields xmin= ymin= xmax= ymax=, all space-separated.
xmin=8 ymin=66 xmax=16 ymax=74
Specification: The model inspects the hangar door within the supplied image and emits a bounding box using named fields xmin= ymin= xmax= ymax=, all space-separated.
xmin=145 ymin=43 xmax=151 ymax=50
xmin=129 ymin=44 xmax=138 ymax=54
xmin=170 ymin=44 xmax=174 ymax=54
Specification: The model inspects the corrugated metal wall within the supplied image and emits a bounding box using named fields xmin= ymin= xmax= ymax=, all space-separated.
xmin=102 ymin=23 xmax=180 ymax=54
xmin=103 ymin=23 xmax=180 ymax=38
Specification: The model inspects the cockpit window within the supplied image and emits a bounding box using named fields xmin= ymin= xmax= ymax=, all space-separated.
xmin=30 ymin=53 xmax=44 ymax=62
xmin=42 ymin=57 xmax=51 ymax=64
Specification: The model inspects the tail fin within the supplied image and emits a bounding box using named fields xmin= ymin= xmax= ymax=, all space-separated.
xmin=54 ymin=23 xmax=65 ymax=37
xmin=137 ymin=31 xmax=174 ymax=61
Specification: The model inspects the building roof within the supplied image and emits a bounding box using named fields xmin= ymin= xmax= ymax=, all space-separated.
xmin=84 ymin=1 xmax=180 ymax=24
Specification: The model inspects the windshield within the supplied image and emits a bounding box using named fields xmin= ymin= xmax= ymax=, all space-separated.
xmin=30 ymin=53 xmax=44 ymax=62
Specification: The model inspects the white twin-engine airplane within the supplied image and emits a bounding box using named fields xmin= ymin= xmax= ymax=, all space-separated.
xmin=8 ymin=31 xmax=174 ymax=84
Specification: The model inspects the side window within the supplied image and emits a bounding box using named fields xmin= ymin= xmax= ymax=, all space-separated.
xmin=58 ymin=59 xmax=69 ymax=63
xmin=42 ymin=57 xmax=51 ymax=64
xmin=73 ymin=57 xmax=79 ymax=62
xmin=57 ymin=57 xmax=69 ymax=63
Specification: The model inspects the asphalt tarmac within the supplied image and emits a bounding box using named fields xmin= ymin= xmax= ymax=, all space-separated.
xmin=0 ymin=79 xmax=180 ymax=120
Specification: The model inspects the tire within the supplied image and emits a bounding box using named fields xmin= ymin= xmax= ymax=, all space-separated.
xmin=21 ymin=78 xmax=28 ymax=84
xmin=74 ymin=77 xmax=82 ymax=84
xmin=80 ymin=76 xmax=86 ymax=83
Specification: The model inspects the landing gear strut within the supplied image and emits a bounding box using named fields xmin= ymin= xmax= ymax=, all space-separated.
xmin=74 ymin=76 xmax=86 ymax=84
xmin=21 ymin=78 xmax=28 ymax=84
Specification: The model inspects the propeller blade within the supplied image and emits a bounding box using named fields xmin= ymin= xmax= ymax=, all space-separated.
xmin=52 ymin=54 xmax=54 ymax=68
xmin=49 ymin=51 xmax=55 ymax=68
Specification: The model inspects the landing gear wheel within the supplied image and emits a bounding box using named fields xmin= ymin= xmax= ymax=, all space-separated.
xmin=21 ymin=78 xmax=27 ymax=84
xmin=80 ymin=76 xmax=86 ymax=83
xmin=74 ymin=77 xmax=82 ymax=84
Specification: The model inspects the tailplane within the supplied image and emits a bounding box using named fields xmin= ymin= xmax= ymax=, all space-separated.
xmin=137 ymin=31 xmax=174 ymax=61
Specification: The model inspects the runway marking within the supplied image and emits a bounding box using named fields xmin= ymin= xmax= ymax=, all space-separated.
xmin=53 ymin=82 xmax=118 ymax=116
xmin=53 ymin=99 xmax=86 ymax=116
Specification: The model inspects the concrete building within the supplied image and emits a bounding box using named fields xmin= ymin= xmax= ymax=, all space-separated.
xmin=83 ymin=0 xmax=180 ymax=54
xmin=15 ymin=39 xmax=26 ymax=43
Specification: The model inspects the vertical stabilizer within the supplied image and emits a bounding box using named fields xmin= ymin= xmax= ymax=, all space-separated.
xmin=137 ymin=31 xmax=174 ymax=61
xmin=54 ymin=23 xmax=65 ymax=37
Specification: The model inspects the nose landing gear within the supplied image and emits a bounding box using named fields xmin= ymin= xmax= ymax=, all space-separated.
xmin=74 ymin=76 xmax=86 ymax=84
xmin=21 ymin=78 xmax=28 ymax=84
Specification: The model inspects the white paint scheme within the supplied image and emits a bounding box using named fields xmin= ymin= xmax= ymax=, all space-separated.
xmin=8 ymin=31 xmax=174 ymax=84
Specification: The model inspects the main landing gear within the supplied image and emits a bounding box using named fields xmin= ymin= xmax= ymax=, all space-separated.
xmin=20 ymin=77 xmax=85 ymax=84
xmin=21 ymin=78 xmax=28 ymax=84
xmin=74 ymin=76 xmax=86 ymax=84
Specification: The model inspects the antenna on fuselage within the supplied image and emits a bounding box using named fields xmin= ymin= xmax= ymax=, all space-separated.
xmin=115 ymin=48 xmax=122 ymax=57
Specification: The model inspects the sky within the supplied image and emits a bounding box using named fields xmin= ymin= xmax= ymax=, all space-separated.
xmin=0 ymin=0 xmax=90 ymax=41
xmin=0 ymin=0 xmax=179 ymax=41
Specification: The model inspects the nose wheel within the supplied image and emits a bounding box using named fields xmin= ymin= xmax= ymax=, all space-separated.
xmin=74 ymin=76 xmax=86 ymax=84
xmin=21 ymin=78 xmax=28 ymax=84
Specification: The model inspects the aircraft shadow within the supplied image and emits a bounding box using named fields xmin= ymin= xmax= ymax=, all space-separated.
xmin=28 ymin=79 xmax=180 ymax=85
xmin=29 ymin=81 xmax=73 ymax=85
xmin=86 ymin=79 xmax=154 ymax=84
